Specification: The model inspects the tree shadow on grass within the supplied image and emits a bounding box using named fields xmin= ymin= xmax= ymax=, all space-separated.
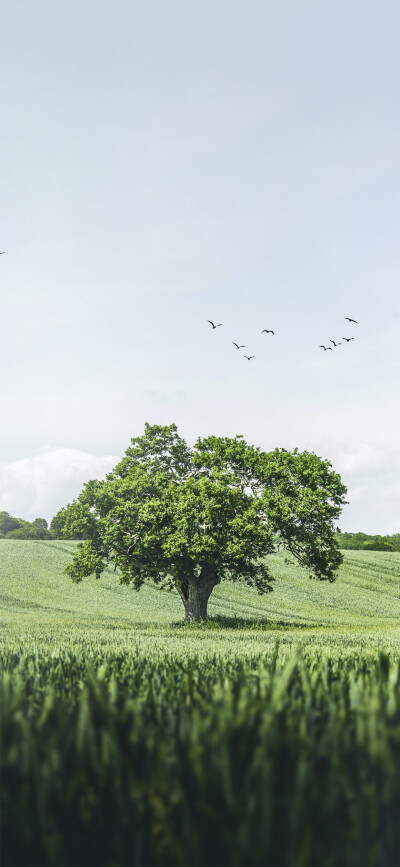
xmin=171 ymin=614 xmax=317 ymax=631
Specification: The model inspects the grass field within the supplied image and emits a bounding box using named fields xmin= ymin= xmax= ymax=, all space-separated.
xmin=1 ymin=541 xmax=400 ymax=867
xmin=1 ymin=540 xmax=400 ymax=655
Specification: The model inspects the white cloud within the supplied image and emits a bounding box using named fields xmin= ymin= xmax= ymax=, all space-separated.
xmin=306 ymin=441 xmax=400 ymax=535
xmin=335 ymin=443 xmax=389 ymax=474
xmin=0 ymin=449 xmax=119 ymax=523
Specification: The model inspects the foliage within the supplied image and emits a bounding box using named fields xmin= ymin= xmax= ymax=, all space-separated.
xmin=336 ymin=531 xmax=400 ymax=552
xmin=50 ymin=504 xmax=92 ymax=540
xmin=61 ymin=424 xmax=347 ymax=618
xmin=2 ymin=648 xmax=400 ymax=867
xmin=0 ymin=511 xmax=23 ymax=536
xmin=6 ymin=525 xmax=51 ymax=540
xmin=32 ymin=518 xmax=49 ymax=531
xmin=0 ymin=512 xmax=51 ymax=540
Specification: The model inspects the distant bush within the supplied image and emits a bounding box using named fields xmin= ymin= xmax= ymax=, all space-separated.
xmin=336 ymin=531 xmax=399 ymax=551
xmin=0 ymin=512 xmax=51 ymax=540
xmin=363 ymin=539 xmax=395 ymax=551
xmin=0 ymin=511 xmax=23 ymax=537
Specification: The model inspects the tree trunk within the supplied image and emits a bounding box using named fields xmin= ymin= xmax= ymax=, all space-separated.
xmin=176 ymin=570 xmax=218 ymax=622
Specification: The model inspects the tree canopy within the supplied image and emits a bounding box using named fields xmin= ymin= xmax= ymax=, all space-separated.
xmin=50 ymin=505 xmax=91 ymax=540
xmin=63 ymin=424 xmax=347 ymax=620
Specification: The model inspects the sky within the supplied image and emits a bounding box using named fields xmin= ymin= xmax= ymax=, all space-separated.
xmin=1 ymin=0 xmax=399 ymax=533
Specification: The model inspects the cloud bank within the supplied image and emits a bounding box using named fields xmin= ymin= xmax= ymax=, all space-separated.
xmin=0 ymin=449 xmax=119 ymax=524
xmin=310 ymin=441 xmax=400 ymax=535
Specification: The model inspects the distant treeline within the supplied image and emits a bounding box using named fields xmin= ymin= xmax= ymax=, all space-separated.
xmin=0 ymin=506 xmax=94 ymax=541
xmin=1 ymin=508 xmax=399 ymax=551
xmin=336 ymin=531 xmax=400 ymax=552
xmin=0 ymin=511 xmax=51 ymax=540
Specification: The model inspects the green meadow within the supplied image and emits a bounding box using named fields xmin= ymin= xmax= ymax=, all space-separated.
xmin=1 ymin=539 xmax=400 ymax=654
xmin=1 ymin=541 xmax=400 ymax=866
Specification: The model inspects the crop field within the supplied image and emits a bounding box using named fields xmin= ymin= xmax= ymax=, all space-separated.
xmin=1 ymin=541 xmax=400 ymax=866
xmin=1 ymin=540 xmax=400 ymax=655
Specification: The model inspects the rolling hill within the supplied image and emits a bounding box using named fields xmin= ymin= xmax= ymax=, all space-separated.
xmin=1 ymin=540 xmax=400 ymax=657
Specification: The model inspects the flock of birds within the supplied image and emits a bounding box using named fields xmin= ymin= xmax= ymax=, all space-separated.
xmin=207 ymin=317 xmax=358 ymax=360
xmin=319 ymin=317 xmax=358 ymax=351
xmin=1 ymin=251 xmax=359 ymax=359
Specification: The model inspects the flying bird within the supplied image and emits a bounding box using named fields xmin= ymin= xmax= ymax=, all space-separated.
xmin=232 ymin=342 xmax=246 ymax=349
xmin=319 ymin=346 xmax=332 ymax=351
xmin=344 ymin=317 xmax=358 ymax=323
xmin=208 ymin=320 xmax=222 ymax=329
xmin=261 ymin=329 xmax=274 ymax=334
xmin=244 ymin=355 xmax=255 ymax=360
xmin=342 ymin=337 xmax=355 ymax=342
xmin=0 ymin=252 xmax=5 ymax=255
xmin=330 ymin=340 xmax=342 ymax=347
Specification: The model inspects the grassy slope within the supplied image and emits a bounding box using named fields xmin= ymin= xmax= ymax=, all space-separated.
xmin=1 ymin=540 xmax=400 ymax=657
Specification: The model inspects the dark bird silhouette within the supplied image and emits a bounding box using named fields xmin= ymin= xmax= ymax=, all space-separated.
xmin=344 ymin=317 xmax=358 ymax=323
xmin=0 ymin=252 xmax=5 ymax=255
xmin=261 ymin=329 xmax=274 ymax=334
xmin=208 ymin=320 xmax=222 ymax=329
xmin=330 ymin=340 xmax=342 ymax=347
xmin=244 ymin=355 xmax=255 ymax=360
xmin=342 ymin=337 xmax=355 ymax=342
xmin=232 ymin=342 xmax=246 ymax=349
xmin=319 ymin=346 xmax=332 ymax=351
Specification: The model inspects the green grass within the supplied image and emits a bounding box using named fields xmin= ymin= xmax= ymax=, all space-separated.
xmin=1 ymin=540 xmax=400 ymax=657
xmin=2 ymin=541 xmax=400 ymax=867
xmin=3 ymin=646 xmax=400 ymax=867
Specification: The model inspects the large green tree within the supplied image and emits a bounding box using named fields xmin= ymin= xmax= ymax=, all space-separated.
xmin=63 ymin=424 xmax=347 ymax=621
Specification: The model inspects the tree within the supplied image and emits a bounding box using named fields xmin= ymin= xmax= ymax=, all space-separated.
xmin=32 ymin=518 xmax=48 ymax=531
xmin=335 ymin=531 xmax=399 ymax=551
xmin=50 ymin=507 xmax=70 ymax=539
xmin=0 ymin=511 xmax=24 ymax=537
xmin=50 ymin=505 xmax=92 ymax=540
xmin=63 ymin=424 xmax=347 ymax=621
xmin=0 ymin=513 xmax=49 ymax=540
xmin=363 ymin=539 xmax=394 ymax=551
xmin=6 ymin=521 xmax=51 ymax=540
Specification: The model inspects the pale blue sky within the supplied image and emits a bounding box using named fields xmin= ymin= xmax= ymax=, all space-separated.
xmin=1 ymin=1 xmax=399 ymax=532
